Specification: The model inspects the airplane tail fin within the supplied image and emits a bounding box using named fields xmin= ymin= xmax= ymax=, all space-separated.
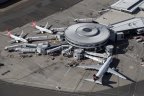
xmin=5 ymin=30 xmax=12 ymax=38
xmin=32 ymin=21 xmax=36 ymax=28
xmin=7 ymin=32 xmax=11 ymax=37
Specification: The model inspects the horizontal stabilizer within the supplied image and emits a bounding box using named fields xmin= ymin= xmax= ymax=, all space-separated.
xmin=107 ymin=68 xmax=127 ymax=80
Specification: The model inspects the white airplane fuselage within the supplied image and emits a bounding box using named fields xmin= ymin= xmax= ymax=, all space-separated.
xmin=77 ymin=56 xmax=127 ymax=84
xmin=9 ymin=34 xmax=28 ymax=43
xmin=35 ymin=25 xmax=52 ymax=34
xmin=96 ymin=56 xmax=113 ymax=79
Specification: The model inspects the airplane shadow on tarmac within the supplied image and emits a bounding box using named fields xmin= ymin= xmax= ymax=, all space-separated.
xmin=114 ymin=39 xmax=129 ymax=55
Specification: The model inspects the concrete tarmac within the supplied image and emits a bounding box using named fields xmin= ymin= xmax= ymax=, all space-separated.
xmin=0 ymin=0 xmax=144 ymax=96
xmin=0 ymin=0 xmax=82 ymax=31
xmin=0 ymin=80 xmax=143 ymax=96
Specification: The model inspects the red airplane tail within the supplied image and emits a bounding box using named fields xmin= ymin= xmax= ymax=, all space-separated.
xmin=6 ymin=30 xmax=12 ymax=38
xmin=32 ymin=21 xmax=36 ymax=28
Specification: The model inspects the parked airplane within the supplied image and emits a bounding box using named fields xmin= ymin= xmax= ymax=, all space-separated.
xmin=77 ymin=56 xmax=127 ymax=84
xmin=32 ymin=21 xmax=53 ymax=34
xmin=1 ymin=30 xmax=51 ymax=44
xmin=4 ymin=30 xmax=28 ymax=43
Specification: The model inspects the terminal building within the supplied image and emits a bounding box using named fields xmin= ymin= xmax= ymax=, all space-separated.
xmin=111 ymin=0 xmax=144 ymax=13
xmin=64 ymin=23 xmax=111 ymax=49
xmin=110 ymin=17 xmax=144 ymax=32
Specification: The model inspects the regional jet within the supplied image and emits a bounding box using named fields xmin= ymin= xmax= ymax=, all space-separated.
xmin=1 ymin=30 xmax=50 ymax=44
xmin=32 ymin=21 xmax=53 ymax=34
xmin=77 ymin=56 xmax=127 ymax=84
xmin=4 ymin=30 xmax=28 ymax=43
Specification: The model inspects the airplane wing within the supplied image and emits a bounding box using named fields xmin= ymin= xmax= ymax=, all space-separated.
xmin=19 ymin=30 xmax=24 ymax=38
xmin=107 ymin=68 xmax=127 ymax=80
xmin=77 ymin=64 xmax=101 ymax=70
xmin=44 ymin=22 xmax=49 ymax=29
